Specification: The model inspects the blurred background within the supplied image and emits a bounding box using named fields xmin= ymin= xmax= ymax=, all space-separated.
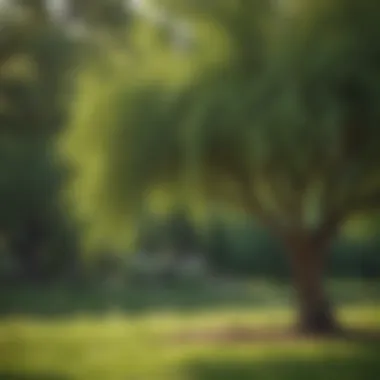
xmin=0 ymin=1 xmax=380 ymax=380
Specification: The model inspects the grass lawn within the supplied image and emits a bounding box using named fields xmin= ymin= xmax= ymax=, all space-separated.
xmin=0 ymin=280 xmax=379 ymax=380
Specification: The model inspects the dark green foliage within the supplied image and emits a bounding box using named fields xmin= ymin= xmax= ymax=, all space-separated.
xmin=0 ymin=0 xmax=138 ymax=282
xmin=136 ymin=212 xmax=165 ymax=252
xmin=134 ymin=210 xmax=380 ymax=279
xmin=165 ymin=207 xmax=199 ymax=253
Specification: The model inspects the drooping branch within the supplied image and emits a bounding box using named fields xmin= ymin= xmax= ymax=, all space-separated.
xmin=204 ymin=142 xmax=283 ymax=233
xmin=230 ymin=163 xmax=295 ymax=239
xmin=241 ymin=177 xmax=282 ymax=231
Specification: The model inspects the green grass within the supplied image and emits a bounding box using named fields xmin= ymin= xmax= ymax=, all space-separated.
xmin=0 ymin=306 xmax=379 ymax=379
xmin=0 ymin=305 xmax=379 ymax=378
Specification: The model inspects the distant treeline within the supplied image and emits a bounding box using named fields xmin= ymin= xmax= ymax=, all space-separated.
xmin=135 ymin=211 xmax=380 ymax=280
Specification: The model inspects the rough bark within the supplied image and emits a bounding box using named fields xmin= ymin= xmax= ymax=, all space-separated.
xmin=287 ymin=236 xmax=340 ymax=335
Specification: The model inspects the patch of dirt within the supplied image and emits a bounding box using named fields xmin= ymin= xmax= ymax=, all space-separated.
xmin=168 ymin=326 xmax=380 ymax=345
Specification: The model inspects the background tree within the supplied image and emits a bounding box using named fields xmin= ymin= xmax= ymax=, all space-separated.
xmin=61 ymin=0 xmax=380 ymax=334
xmin=0 ymin=0 xmax=134 ymax=281
xmin=0 ymin=3 xmax=77 ymax=280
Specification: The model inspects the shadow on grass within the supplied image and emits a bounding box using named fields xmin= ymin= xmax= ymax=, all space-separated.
xmin=186 ymin=346 xmax=380 ymax=380
xmin=0 ymin=373 xmax=69 ymax=380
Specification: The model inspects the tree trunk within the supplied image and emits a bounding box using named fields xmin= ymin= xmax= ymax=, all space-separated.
xmin=288 ymin=238 xmax=339 ymax=335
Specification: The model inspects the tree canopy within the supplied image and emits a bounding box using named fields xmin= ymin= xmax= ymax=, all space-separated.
xmin=61 ymin=0 xmax=380 ymax=249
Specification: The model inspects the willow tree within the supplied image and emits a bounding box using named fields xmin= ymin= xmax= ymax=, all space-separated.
xmin=61 ymin=0 xmax=380 ymax=334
